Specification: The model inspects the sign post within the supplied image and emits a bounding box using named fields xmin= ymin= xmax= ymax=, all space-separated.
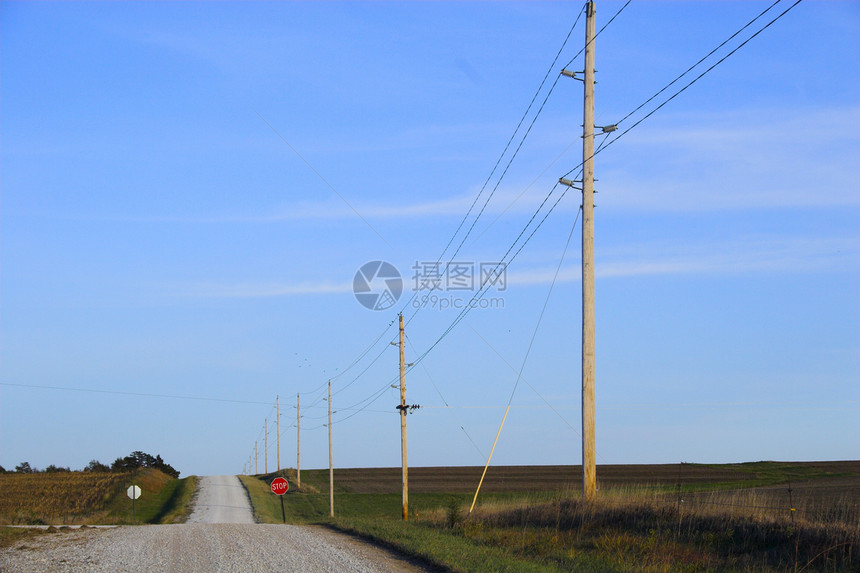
xmin=271 ymin=477 xmax=289 ymax=523
xmin=126 ymin=485 xmax=142 ymax=521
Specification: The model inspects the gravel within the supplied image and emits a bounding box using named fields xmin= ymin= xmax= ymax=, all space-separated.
xmin=186 ymin=475 xmax=255 ymax=524
xmin=1 ymin=475 xmax=433 ymax=573
xmin=1 ymin=524 xmax=431 ymax=572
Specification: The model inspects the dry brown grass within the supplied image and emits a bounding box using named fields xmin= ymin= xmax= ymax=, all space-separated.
xmin=455 ymin=486 xmax=859 ymax=572
xmin=0 ymin=471 xmax=131 ymax=524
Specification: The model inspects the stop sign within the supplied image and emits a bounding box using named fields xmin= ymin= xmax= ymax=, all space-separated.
xmin=271 ymin=477 xmax=289 ymax=495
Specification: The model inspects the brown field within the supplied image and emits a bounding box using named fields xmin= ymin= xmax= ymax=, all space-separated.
xmin=0 ymin=471 xmax=130 ymax=524
xmin=0 ymin=468 xmax=177 ymax=525
xmin=299 ymin=460 xmax=860 ymax=525
xmin=310 ymin=460 xmax=858 ymax=493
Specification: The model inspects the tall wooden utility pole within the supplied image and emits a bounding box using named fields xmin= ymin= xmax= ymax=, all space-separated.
xmin=398 ymin=313 xmax=409 ymax=521
xmin=254 ymin=442 xmax=258 ymax=475
xmin=581 ymin=0 xmax=597 ymax=500
xmin=328 ymin=380 xmax=334 ymax=518
xmin=276 ymin=395 xmax=281 ymax=472
xmin=296 ymin=392 xmax=301 ymax=489
xmin=264 ymin=418 xmax=268 ymax=474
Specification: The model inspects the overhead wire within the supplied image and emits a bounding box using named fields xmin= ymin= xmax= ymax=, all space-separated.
xmin=291 ymin=4 xmax=592 ymax=422
xmin=405 ymin=332 xmax=486 ymax=459
xmin=466 ymin=208 xmax=584 ymax=439
xmin=260 ymin=0 xmax=803 ymax=446
xmin=413 ymin=0 xmax=804 ymax=359
xmin=397 ymin=4 xmax=587 ymax=323
xmin=397 ymin=1 xmax=638 ymax=370
xmin=616 ymin=0 xmax=784 ymax=129
xmin=469 ymin=207 xmax=581 ymax=512
xmin=574 ymin=0 xmax=804 ymax=174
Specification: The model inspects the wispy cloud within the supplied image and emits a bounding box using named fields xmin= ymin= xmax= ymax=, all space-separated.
xmin=177 ymin=281 xmax=352 ymax=298
xmin=509 ymin=235 xmax=858 ymax=285
xmin=598 ymin=105 xmax=860 ymax=211
xmin=175 ymin=235 xmax=856 ymax=299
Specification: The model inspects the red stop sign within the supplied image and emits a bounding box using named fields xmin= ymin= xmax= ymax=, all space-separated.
xmin=271 ymin=477 xmax=289 ymax=495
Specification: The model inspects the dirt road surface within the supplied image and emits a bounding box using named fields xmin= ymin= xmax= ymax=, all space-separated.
xmin=186 ymin=475 xmax=255 ymax=523
xmin=0 ymin=475 xmax=434 ymax=573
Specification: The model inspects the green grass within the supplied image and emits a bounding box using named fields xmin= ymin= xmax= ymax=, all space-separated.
xmin=151 ymin=475 xmax=198 ymax=523
xmin=332 ymin=518 xmax=588 ymax=573
xmin=100 ymin=470 xmax=198 ymax=524
xmin=240 ymin=478 xmax=582 ymax=572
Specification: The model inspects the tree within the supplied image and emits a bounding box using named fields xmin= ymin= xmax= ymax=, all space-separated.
xmin=44 ymin=464 xmax=71 ymax=473
xmin=110 ymin=451 xmax=180 ymax=478
xmin=15 ymin=462 xmax=34 ymax=473
xmin=84 ymin=459 xmax=111 ymax=472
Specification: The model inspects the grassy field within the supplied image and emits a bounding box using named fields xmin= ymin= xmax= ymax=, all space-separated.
xmin=0 ymin=469 xmax=197 ymax=526
xmin=242 ymin=461 xmax=860 ymax=573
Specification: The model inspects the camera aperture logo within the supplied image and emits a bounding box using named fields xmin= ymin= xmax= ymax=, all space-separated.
xmin=353 ymin=261 xmax=403 ymax=311
xmin=353 ymin=260 xmax=507 ymax=311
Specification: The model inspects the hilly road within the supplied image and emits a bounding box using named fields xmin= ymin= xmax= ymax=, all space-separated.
xmin=0 ymin=475 xmax=433 ymax=573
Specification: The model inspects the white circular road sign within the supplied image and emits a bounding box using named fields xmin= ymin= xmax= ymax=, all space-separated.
xmin=127 ymin=485 xmax=142 ymax=500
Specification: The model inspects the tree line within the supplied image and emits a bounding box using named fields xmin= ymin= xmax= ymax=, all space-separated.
xmin=0 ymin=451 xmax=180 ymax=479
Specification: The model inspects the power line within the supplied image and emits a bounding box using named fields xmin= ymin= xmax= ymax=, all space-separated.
xmin=279 ymin=2 xmax=615 ymax=420
xmin=580 ymin=0 xmax=804 ymax=170
xmin=563 ymin=0 xmax=632 ymax=70
xmin=615 ymin=0 xmax=784 ymax=128
xmin=397 ymin=5 xmax=587 ymax=323
xmin=409 ymin=175 xmax=579 ymax=370
xmin=382 ymin=4 xmax=642 ymax=370
xmin=255 ymin=0 xmax=804 ymax=450
xmin=405 ymin=332 xmax=486 ymax=459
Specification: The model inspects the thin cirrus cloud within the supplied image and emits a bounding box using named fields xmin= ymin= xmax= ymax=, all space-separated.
xmin=598 ymin=105 xmax=860 ymax=212
xmin=240 ymin=106 xmax=860 ymax=222
xmin=180 ymin=235 xmax=856 ymax=298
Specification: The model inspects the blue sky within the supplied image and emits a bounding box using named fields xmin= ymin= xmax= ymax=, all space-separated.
xmin=1 ymin=1 xmax=858 ymax=478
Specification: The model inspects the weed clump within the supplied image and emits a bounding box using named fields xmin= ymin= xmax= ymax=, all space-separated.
xmin=445 ymin=497 xmax=465 ymax=530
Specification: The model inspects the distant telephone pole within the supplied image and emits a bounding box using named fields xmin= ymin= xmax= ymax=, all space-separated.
xmin=297 ymin=393 xmax=302 ymax=489
xmin=276 ymin=395 xmax=281 ymax=472
xmin=254 ymin=441 xmax=258 ymax=475
xmin=328 ymin=380 xmax=334 ymax=518
xmin=398 ymin=313 xmax=409 ymax=521
xmin=264 ymin=418 xmax=268 ymax=474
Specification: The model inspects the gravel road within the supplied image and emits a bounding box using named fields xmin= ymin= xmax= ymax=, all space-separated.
xmin=186 ymin=475 xmax=255 ymax=524
xmin=0 ymin=475 xmax=434 ymax=573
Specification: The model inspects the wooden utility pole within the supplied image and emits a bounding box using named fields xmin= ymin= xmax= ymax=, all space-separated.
xmin=297 ymin=393 xmax=302 ymax=489
xmin=264 ymin=418 xmax=268 ymax=474
xmin=328 ymin=380 xmax=334 ymax=518
xmin=398 ymin=313 xmax=409 ymax=521
xmin=581 ymin=0 xmax=597 ymax=500
xmin=254 ymin=441 xmax=258 ymax=475
xmin=276 ymin=395 xmax=281 ymax=472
